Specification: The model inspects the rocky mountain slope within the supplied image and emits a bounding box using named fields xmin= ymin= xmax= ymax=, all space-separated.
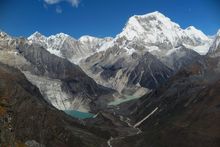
xmin=108 ymin=48 xmax=220 ymax=147
xmin=27 ymin=12 xmax=214 ymax=98
xmin=1 ymin=10 xmax=220 ymax=147
xmin=208 ymin=30 xmax=220 ymax=56
xmin=28 ymin=32 xmax=113 ymax=64
xmin=0 ymin=32 xmax=116 ymax=113
xmin=79 ymin=11 xmax=212 ymax=95
xmin=81 ymin=47 xmax=173 ymax=95
xmin=0 ymin=62 xmax=110 ymax=147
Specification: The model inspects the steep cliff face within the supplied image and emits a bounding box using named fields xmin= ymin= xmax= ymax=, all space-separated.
xmin=0 ymin=63 xmax=109 ymax=147
xmin=81 ymin=45 xmax=173 ymax=96
xmin=208 ymin=30 xmax=220 ymax=56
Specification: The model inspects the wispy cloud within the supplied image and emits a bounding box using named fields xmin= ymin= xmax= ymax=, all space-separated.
xmin=56 ymin=6 xmax=62 ymax=13
xmin=44 ymin=0 xmax=80 ymax=7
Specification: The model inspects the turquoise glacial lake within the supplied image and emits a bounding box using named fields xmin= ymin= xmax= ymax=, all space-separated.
xmin=64 ymin=110 xmax=94 ymax=119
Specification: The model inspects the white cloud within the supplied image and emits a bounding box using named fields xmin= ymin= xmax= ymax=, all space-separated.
xmin=56 ymin=6 xmax=62 ymax=13
xmin=44 ymin=0 xmax=80 ymax=7
xmin=43 ymin=3 xmax=48 ymax=9
xmin=44 ymin=0 xmax=60 ymax=4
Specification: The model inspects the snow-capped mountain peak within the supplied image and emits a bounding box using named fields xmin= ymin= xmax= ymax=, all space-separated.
xmin=217 ymin=29 xmax=220 ymax=36
xmin=27 ymin=32 xmax=114 ymax=64
xmin=28 ymin=31 xmax=47 ymax=47
xmin=79 ymin=35 xmax=100 ymax=42
xmin=116 ymin=11 xmax=183 ymax=51
xmin=117 ymin=11 xmax=181 ymax=43
xmin=184 ymin=26 xmax=209 ymax=41
xmin=0 ymin=31 xmax=9 ymax=38
xmin=135 ymin=11 xmax=180 ymax=30
xmin=28 ymin=32 xmax=75 ymax=44
xmin=27 ymin=11 xmax=216 ymax=62
xmin=79 ymin=35 xmax=113 ymax=43
xmin=208 ymin=29 xmax=220 ymax=54
xmin=79 ymin=35 xmax=113 ymax=49
xmin=28 ymin=31 xmax=46 ymax=40
xmin=115 ymin=11 xmax=212 ymax=55
xmin=48 ymin=32 xmax=74 ymax=40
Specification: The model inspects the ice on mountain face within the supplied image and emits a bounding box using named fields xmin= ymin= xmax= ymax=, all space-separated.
xmin=184 ymin=26 xmax=209 ymax=41
xmin=166 ymin=47 xmax=182 ymax=56
xmin=216 ymin=29 xmax=220 ymax=36
xmin=117 ymin=11 xmax=183 ymax=47
xmin=79 ymin=35 xmax=100 ymax=43
xmin=148 ymin=46 xmax=161 ymax=52
xmin=79 ymin=35 xmax=113 ymax=43
xmin=0 ymin=32 xmax=20 ymax=51
xmin=28 ymin=31 xmax=45 ymax=40
xmin=29 ymin=32 xmax=84 ymax=62
xmin=116 ymin=11 xmax=212 ymax=55
xmin=183 ymin=26 xmax=212 ymax=54
xmin=47 ymin=33 xmax=75 ymax=49
xmin=28 ymin=10 xmax=213 ymax=60
xmin=52 ymin=33 xmax=70 ymax=39
xmin=79 ymin=35 xmax=113 ymax=52
xmin=28 ymin=32 xmax=47 ymax=45
xmin=118 ymin=16 xmax=146 ymax=41
xmin=127 ymin=48 xmax=135 ymax=55
xmin=208 ymin=30 xmax=220 ymax=54
xmin=29 ymin=32 xmax=71 ymax=48
xmin=47 ymin=47 xmax=64 ymax=58
xmin=28 ymin=32 xmax=114 ymax=64
xmin=23 ymin=71 xmax=90 ymax=112
xmin=183 ymin=43 xmax=211 ymax=55
xmin=28 ymin=11 xmax=214 ymax=64
xmin=78 ymin=11 xmax=215 ymax=95
xmin=0 ymin=32 xmax=9 ymax=39
xmin=97 ymin=41 xmax=112 ymax=52
xmin=122 ymin=47 xmax=136 ymax=55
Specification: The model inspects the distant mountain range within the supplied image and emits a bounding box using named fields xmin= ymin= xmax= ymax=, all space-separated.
xmin=0 ymin=11 xmax=220 ymax=147
xmin=28 ymin=11 xmax=216 ymax=96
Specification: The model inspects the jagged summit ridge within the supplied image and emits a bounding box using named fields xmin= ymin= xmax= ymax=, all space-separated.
xmin=208 ymin=29 xmax=220 ymax=55
xmin=118 ymin=11 xmax=181 ymax=41
xmin=184 ymin=26 xmax=210 ymax=41
xmin=28 ymin=11 xmax=216 ymax=61
xmin=116 ymin=11 xmax=211 ymax=54
xmin=217 ymin=29 xmax=220 ymax=36
xmin=28 ymin=32 xmax=113 ymax=63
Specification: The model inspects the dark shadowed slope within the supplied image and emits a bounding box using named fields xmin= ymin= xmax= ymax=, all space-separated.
xmin=111 ymin=56 xmax=220 ymax=147
xmin=0 ymin=62 xmax=109 ymax=147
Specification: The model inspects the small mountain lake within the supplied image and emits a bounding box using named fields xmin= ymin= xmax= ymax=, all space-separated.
xmin=64 ymin=95 xmax=141 ymax=118
xmin=64 ymin=110 xmax=94 ymax=119
xmin=108 ymin=95 xmax=141 ymax=106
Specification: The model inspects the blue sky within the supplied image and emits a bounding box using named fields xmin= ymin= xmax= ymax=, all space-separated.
xmin=0 ymin=0 xmax=220 ymax=38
